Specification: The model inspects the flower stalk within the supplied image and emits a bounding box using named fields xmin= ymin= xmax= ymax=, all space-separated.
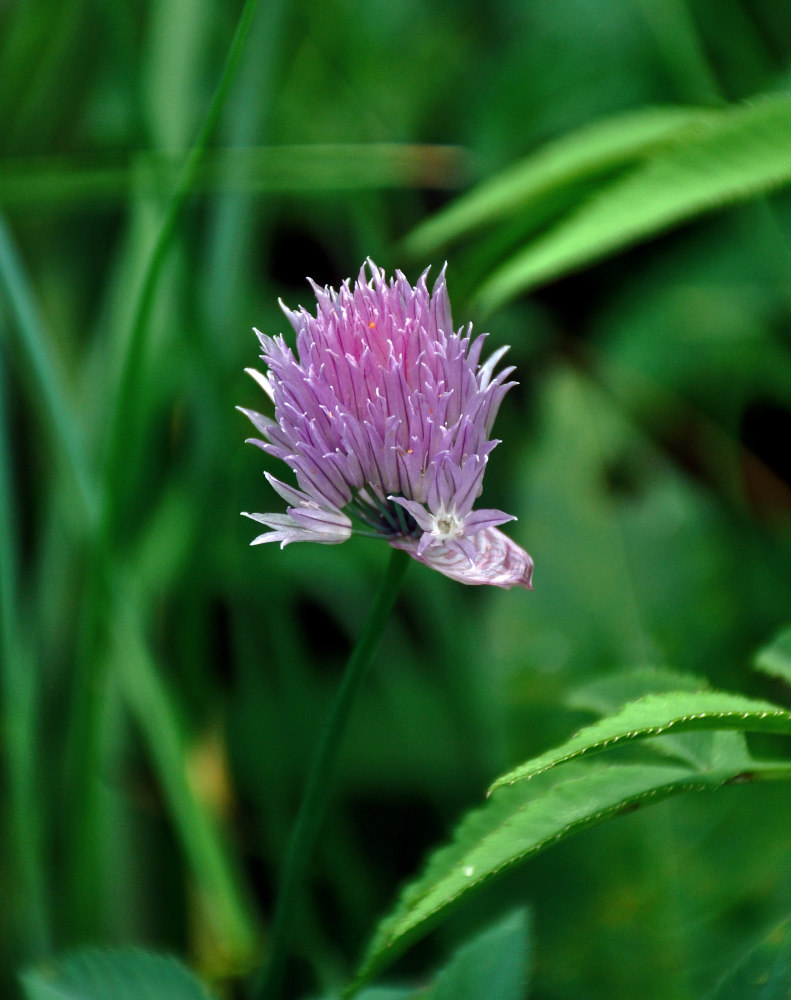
xmin=256 ymin=547 xmax=410 ymax=1000
xmin=243 ymin=261 xmax=533 ymax=997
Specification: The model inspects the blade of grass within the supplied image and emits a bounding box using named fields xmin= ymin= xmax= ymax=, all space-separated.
xmin=0 ymin=168 xmax=260 ymax=971
xmin=67 ymin=0 xmax=268 ymax=938
xmin=635 ymin=0 xmax=722 ymax=104
xmin=0 ymin=145 xmax=467 ymax=205
xmin=113 ymin=588 xmax=260 ymax=968
xmin=100 ymin=0 xmax=264 ymax=539
xmin=0 ymin=0 xmax=271 ymax=952
xmin=0 ymin=215 xmax=98 ymax=523
xmin=0 ymin=347 xmax=50 ymax=957
xmin=66 ymin=0 xmax=268 ymax=941
xmin=202 ymin=0 xmax=289 ymax=342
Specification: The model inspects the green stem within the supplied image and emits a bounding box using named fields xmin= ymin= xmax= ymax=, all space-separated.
xmin=100 ymin=0 xmax=262 ymax=541
xmin=0 ymin=349 xmax=50 ymax=957
xmin=0 ymin=0 xmax=277 ymax=955
xmin=113 ymin=591 xmax=259 ymax=964
xmin=635 ymin=0 xmax=722 ymax=104
xmin=66 ymin=0 xmax=265 ymax=939
xmin=0 ymin=216 xmax=97 ymax=523
xmin=256 ymin=547 xmax=410 ymax=1000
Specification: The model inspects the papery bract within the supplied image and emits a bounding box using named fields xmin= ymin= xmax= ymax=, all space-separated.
xmin=240 ymin=261 xmax=533 ymax=589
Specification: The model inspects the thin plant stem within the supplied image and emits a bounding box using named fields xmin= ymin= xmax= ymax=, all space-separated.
xmin=100 ymin=0 xmax=263 ymax=540
xmin=0 ymin=216 xmax=97 ymax=523
xmin=634 ymin=0 xmax=722 ymax=105
xmin=0 ymin=349 xmax=50 ymax=957
xmin=256 ymin=547 xmax=410 ymax=1000
xmin=65 ymin=0 xmax=265 ymax=939
xmin=113 ymin=589 xmax=259 ymax=964
xmin=1 ymin=0 xmax=276 ymax=950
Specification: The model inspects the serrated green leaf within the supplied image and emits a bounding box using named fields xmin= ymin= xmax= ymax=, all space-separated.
xmin=403 ymin=106 xmax=718 ymax=258
xmin=474 ymin=93 xmax=791 ymax=310
xmin=347 ymin=761 xmax=732 ymax=994
xmin=423 ymin=908 xmax=531 ymax=1000
xmin=755 ymin=626 xmax=791 ymax=685
xmin=489 ymin=691 xmax=791 ymax=793
xmin=705 ymin=915 xmax=791 ymax=999
xmin=19 ymin=948 xmax=215 ymax=1000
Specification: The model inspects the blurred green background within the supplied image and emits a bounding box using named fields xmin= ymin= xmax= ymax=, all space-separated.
xmin=2 ymin=1 xmax=791 ymax=998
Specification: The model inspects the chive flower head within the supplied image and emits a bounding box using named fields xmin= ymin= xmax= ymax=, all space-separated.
xmin=240 ymin=261 xmax=533 ymax=589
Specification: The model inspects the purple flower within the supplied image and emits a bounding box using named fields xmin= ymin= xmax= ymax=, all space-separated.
xmin=240 ymin=261 xmax=533 ymax=589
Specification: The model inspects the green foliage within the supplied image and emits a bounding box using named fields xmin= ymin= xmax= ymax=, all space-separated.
xmin=420 ymin=909 xmax=531 ymax=1000
xmin=3 ymin=1 xmax=791 ymax=999
xmin=0 ymin=146 xmax=468 ymax=206
xmin=353 ymin=764 xmax=720 ymax=991
xmin=755 ymin=626 xmax=791 ymax=686
xmin=490 ymin=689 xmax=791 ymax=791
xmin=349 ymin=990 xmax=416 ymax=1000
xmin=404 ymin=94 xmax=791 ymax=312
xmin=332 ymin=909 xmax=531 ymax=1000
xmin=706 ymin=915 xmax=791 ymax=999
xmin=475 ymin=94 xmax=791 ymax=309
xmin=403 ymin=106 xmax=718 ymax=257
xmin=349 ymin=680 xmax=791 ymax=993
xmin=20 ymin=949 xmax=214 ymax=1000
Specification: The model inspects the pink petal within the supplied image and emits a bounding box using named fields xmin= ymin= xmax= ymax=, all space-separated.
xmin=241 ymin=510 xmax=351 ymax=547
xmin=392 ymin=526 xmax=533 ymax=589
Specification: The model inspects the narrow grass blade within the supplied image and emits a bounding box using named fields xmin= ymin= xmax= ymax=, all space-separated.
xmin=64 ymin=0 xmax=267 ymax=945
xmin=0 ymin=145 xmax=467 ymax=205
xmin=0 ymin=350 xmax=49 ymax=955
xmin=113 ymin=597 xmax=259 ymax=968
xmin=0 ymin=214 xmax=97 ymax=522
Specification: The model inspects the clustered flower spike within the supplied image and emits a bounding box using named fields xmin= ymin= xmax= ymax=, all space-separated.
xmin=239 ymin=261 xmax=533 ymax=589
